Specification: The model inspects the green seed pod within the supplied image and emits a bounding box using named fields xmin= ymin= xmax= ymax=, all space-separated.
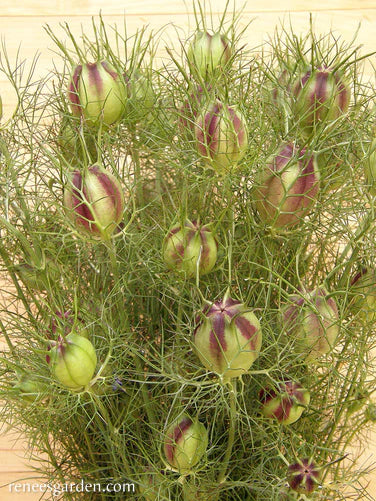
xmin=187 ymin=31 xmax=231 ymax=79
xmin=13 ymin=376 xmax=44 ymax=403
xmin=292 ymin=66 xmax=350 ymax=136
xmin=163 ymin=415 xmax=208 ymax=474
xmin=163 ymin=220 xmax=218 ymax=278
xmin=350 ymin=268 xmax=376 ymax=322
xmin=124 ymin=70 xmax=155 ymax=117
xmin=287 ymin=458 xmax=321 ymax=494
xmin=49 ymin=333 xmax=97 ymax=390
xmin=14 ymin=259 xmax=60 ymax=291
xmin=365 ymin=138 xmax=376 ymax=196
xmin=194 ymin=100 xmax=248 ymax=173
xmin=259 ymin=381 xmax=310 ymax=425
xmin=255 ymin=142 xmax=320 ymax=229
xmin=194 ymin=296 xmax=262 ymax=382
xmin=282 ymin=287 xmax=339 ymax=361
xmin=365 ymin=403 xmax=376 ymax=422
xmin=68 ymin=61 xmax=126 ymax=126
xmin=63 ymin=164 xmax=125 ymax=240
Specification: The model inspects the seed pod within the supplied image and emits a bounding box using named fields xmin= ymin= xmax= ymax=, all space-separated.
xmin=14 ymin=259 xmax=60 ymax=291
xmin=63 ymin=164 xmax=125 ymax=240
xmin=49 ymin=333 xmax=97 ymax=390
xmin=283 ymin=287 xmax=339 ymax=361
xmin=13 ymin=376 xmax=44 ymax=403
xmin=58 ymin=119 xmax=97 ymax=163
xmin=163 ymin=415 xmax=208 ymax=474
xmin=194 ymin=100 xmax=248 ymax=172
xmin=124 ymin=70 xmax=155 ymax=116
xmin=259 ymin=381 xmax=310 ymax=425
xmin=178 ymin=85 xmax=212 ymax=134
xmin=287 ymin=458 xmax=321 ymax=494
xmin=187 ymin=31 xmax=231 ymax=79
xmin=68 ymin=61 xmax=126 ymax=126
xmin=194 ymin=296 xmax=262 ymax=381
xmin=163 ymin=220 xmax=218 ymax=278
xmin=255 ymin=142 xmax=319 ymax=228
xmin=365 ymin=403 xmax=376 ymax=422
xmin=292 ymin=66 xmax=350 ymax=136
xmin=365 ymin=139 xmax=376 ymax=196
xmin=350 ymin=268 xmax=376 ymax=322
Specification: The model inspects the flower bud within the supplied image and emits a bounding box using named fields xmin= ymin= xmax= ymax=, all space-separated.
xmin=194 ymin=296 xmax=262 ymax=381
xmin=13 ymin=376 xmax=44 ymax=403
xmin=287 ymin=458 xmax=321 ymax=494
xmin=163 ymin=220 xmax=217 ymax=278
xmin=282 ymin=287 xmax=339 ymax=361
xmin=49 ymin=333 xmax=97 ymax=390
xmin=14 ymin=259 xmax=60 ymax=291
xmin=194 ymin=100 xmax=248 ymax=172
xmin=259 ymin=380 xmax=310 ymax=425
xmin=292 ymin=66 xmax=350 ymax=136
xmin=124 ymin=70 xmax=155 ymax=116
xmin=350 ymin=268 xmax=376 ymax=322
xmin=365 ymin=139 xmax=376 ymax=196
xmin=255 ymin=142 xmax=319 ymax=228
xmin=163 ymin=415 xmax=208 ymax=474
xmin=365 ymin=403 xmax=376 ymax=422
xmin=187 ymin=31 xmax=231 ymax=79
xmin=63 ymin=164 xmax=125 ymax=240
xmin=58 ymin=119 xmax=97 ymax=163
xmin=68 ymin=61 xmax=126 ymax=126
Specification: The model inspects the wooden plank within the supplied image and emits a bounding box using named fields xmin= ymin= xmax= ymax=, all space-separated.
xmin=0 ymin=9 xmax=375 ymax=120
xmin=0 ymin=0 xmax=376 ymax=16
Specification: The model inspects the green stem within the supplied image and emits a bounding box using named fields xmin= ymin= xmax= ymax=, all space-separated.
xmin=217 ymin=379 xmax=237 ymax=484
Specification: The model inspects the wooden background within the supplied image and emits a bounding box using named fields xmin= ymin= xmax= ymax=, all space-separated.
xmin=1 ymin=1 xmax=376 ymax=499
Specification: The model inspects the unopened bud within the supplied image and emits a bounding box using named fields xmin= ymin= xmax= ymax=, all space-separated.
xmin=194 ymin=100 xmax=248 ymax=172
xmin=63 ymin=164 xmax=125 ymax=240
xmin=187 ymin=31 xmax=231 ymax=79
xmin=68 ymin=61 xmax=126 ymax=126
xmin=163 ymin=220 xmax=217 ymax=278
xmin=292 ymin=66 xmax=350 ymax=136
xmin=49 ymin=333 xmax=97 ymax=390
xmin=287 ymin=458 xmax=321 ymax=494
xmin=194 ymin=296 xmax=262 ymax=381
xmin=255 ymin=142 xmax=319 ymax=228
xmin=259 ymin=380 xmax=310 ymax=425
xmin=163 ymin=415 xmax=208 ymax=474
xmin=282 ymin=287 xmax=339 ymax=361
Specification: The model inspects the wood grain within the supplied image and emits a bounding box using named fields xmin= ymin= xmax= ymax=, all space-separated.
xmin=1 ymin=1 xmax=376 ymax=499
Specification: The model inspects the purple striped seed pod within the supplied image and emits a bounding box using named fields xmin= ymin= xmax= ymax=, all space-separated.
xmin=68 ymin=61 xmax=126 ymax=126
xmin=163 ymin=220 xmax=218 ymax=278
xmin=194 ymin=100 xmax=248 ymax=173
xmin=49 ymin=333 xmax=97 ymax=390
xmin=193 ymin=296 xmax=262 ymax=382
xmin=283 ymin=287 xmax=339 ymax=361
xmin=365 ymin=138 xmax=376 ymax=196
xmin=350 ymin=268 xmax=376 ymax=322
xmin=187 ymin=31 xmax=232 ymax=79
xmin=287 ymin=458 xmax=321 ymax=494
xmin=292 ymin=66 xmax=350 ymax=136
xmin=255 ymin=142 xmax=319 ymax=228
xmin=178 ymin=85 xmax=212 ymax=133
xmin=259 ymin=381 xmax=310 ymax=425
xmin=163 ymin=415 xmax=208 ymax=474
xmin=63 ymin=164 xmax=125 ymax=241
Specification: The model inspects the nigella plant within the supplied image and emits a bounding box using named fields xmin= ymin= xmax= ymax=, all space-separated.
xmin=1 ymin=4 xmax=376 ymax=501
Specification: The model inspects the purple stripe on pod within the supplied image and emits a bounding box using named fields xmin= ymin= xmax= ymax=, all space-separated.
xmin=209 ymin=313 xmax=226 ymax=365
xmin=164 ymin=417 xmax=193 ymax=463
xmin=87 ymin=62 xmax=103 ymax=95
xmin=289 ymin=473 xmax=304 ymax=491
xmin=101 ymin=61 xmax=118 ymax=81
xmin=68 ymin=65 xmax=83 ymax=114
xmin=207 ymin=103 xmax=221 ymax=157
xmin=351 ymin=268 xmax=369 ymax=286
xmin=259 ymin=387 xmax=277 ymax=404
xmin=273 ymin=143 xmax=295 ymax=172
xmin=234 ymin=316 xmax=257 ymax=342
xmin=293 ymin=70 xmax=311 ymax=96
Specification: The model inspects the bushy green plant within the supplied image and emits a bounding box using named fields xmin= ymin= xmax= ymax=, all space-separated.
xmin=1 ymin=4 xmax=376 ymax=500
